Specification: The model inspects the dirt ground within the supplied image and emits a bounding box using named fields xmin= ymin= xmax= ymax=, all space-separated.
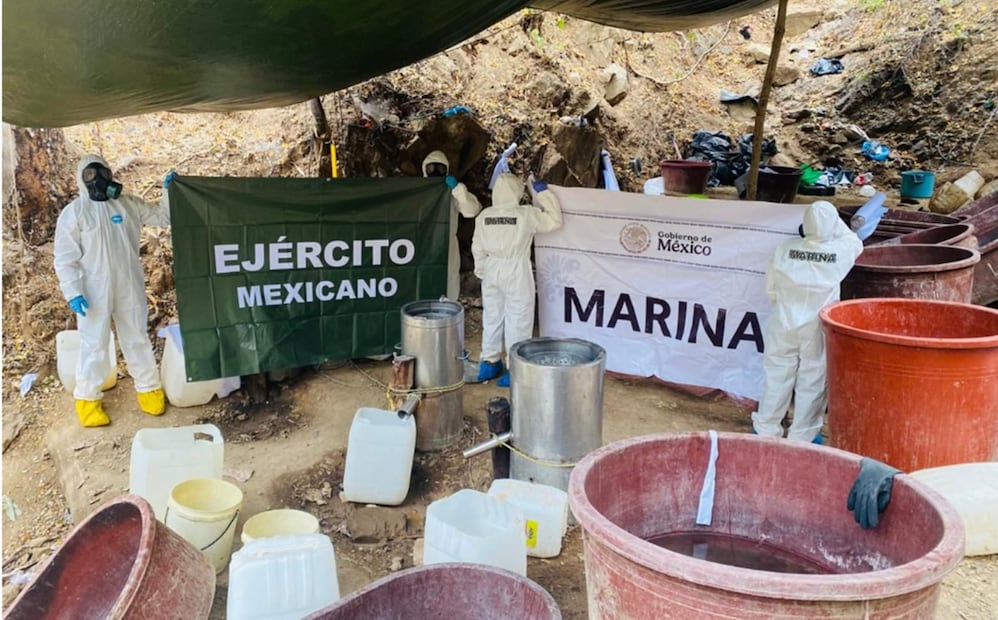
xmin=3 ymin=309 xmax=998 ymax=618
xmin=3 ymin=1 xmax=998 ymax=616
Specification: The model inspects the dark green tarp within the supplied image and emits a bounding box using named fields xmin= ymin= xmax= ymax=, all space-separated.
xmin=169 ymin=175 xmax=450 ymax=380
xmin=2 ymin=0 xmax=774 ymax=128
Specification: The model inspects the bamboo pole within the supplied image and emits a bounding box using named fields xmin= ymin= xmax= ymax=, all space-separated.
xmin=746 ymin=0 xmax=789 ymax=201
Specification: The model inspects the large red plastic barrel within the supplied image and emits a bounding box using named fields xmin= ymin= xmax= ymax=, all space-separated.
xmin=6 ymin=494 xmax=215 ymax=620
xmin=305 ymin=563 xmax=561 ymax=619
xmin=841 ymin=244 xmax=981 ymax=303
xmin=568 ymin=432 xmax=964 ymax=619
xmin=821 ymin=298 xmax=998 ymax=472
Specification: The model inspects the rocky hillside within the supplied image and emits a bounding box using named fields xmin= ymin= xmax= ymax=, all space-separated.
xmin=3 ymin=0 xmax=996 ymax=399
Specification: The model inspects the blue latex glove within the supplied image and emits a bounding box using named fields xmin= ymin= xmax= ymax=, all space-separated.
xmin=445 ymin=175 xmax=458 ymax=189
xmin=69 ymin=295 xmax=89 ymax=317
xmin=846 ymin=457 xmax=901 ymax=529
xmin=442 ymin=105 xmax=471 ymax=117
xmin=163 ymin=171 xmax=178 ymax=188
xmin=532 ymin=180 xmax=549 ymax=193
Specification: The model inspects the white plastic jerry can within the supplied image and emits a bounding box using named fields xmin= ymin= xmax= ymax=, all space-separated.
xmin=227 ymin=534 xmax=340 ymax=620
xmin=342 ymin=407 xmax=416 ymax=506
xmin=423 ymin=489 xmax=527 ymax=576
xmin=56 ymin=329 xmax=118 ymax=394
xmin=128 ymin=423 xmax=224 ymax=521
xmin=159 ymin=323 xmax=225 ymax=407
xmin=488 ymin=478 xmax=569 ymax=558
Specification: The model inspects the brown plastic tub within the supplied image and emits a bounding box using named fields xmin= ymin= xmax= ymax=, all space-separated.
xmin=882 ymin=223 xmax=978 ymax=250
xmin=568 ymin=432 xmax=965 ymax=619
xmin=659 ymin=160 xmax=712 ymax=194
xmin=842 ymin=244 xmax=981 ymax=303
xmin=821 ymin=298 xmax=998 ymax=472
xmin=5 ymin=494 xmax=215 ymax=620
xmin=305 ymin=563 xmax=561 ymax=619
xmin=959 ymin=203 xmax=998 ymax=305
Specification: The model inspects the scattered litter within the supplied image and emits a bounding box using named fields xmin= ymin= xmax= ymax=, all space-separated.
xmin=600 ymin=149 xmax=620 ymax=191
xmin=719 ymin=90 xmax=758 ymax=106
xmin=3 ymin=495 xmax=22 ymax=521
xmin=859 ymin=185 xmax=878 ymax=197
xmin=685 ymin=130 xmax=776 ymax=187
xmin=738 ymin=25 xmax=752 ymax=40
xmin=810 ymin=58 xmax=845 ymax=76
xmin=390 ymin=556 xmax=404 ymax=571
xmin=861 ymin=140 xmax=890 ymax=161
xmin=88 ymin=485 xmax=111 ymax=505
xmin=223 ymin=467 xmax=255 ymax=483
xmin=3 ymin=569 xmax=34 ymax=585
xmin=629 ymin=157 xmax=643 ymax=175
xmin=19 ymin=374 xmax=37 ymax=397
xmin=441 ymin=105 xmax=471 ymax=117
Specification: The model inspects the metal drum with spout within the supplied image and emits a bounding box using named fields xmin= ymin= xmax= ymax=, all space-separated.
xmin=400 ymin=300 xmax=465 ymax=451
xmin=509 ymin=337 xmax=606 ymax=491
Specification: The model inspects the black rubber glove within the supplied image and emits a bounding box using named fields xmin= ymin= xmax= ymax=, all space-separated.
xmin=846 ymin=457 xmax=902 ymax=529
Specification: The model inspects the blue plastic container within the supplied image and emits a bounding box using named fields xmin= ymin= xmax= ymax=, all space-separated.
xmin=900 ymin=170 xmax=936 ymax=199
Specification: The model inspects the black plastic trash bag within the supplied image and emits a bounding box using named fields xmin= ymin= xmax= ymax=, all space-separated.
xmin=810 ymin=58 xmax=845 ymax=76
xmin=683 ymin=130 xmax=778 ymax=187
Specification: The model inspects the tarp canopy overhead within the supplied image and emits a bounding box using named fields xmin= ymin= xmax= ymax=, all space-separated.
xmin=2 ymin=0 xmax=775 ymax=128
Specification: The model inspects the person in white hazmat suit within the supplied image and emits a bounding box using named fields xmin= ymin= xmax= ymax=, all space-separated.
xmin=752 ymin=200 xmax=863 ymax=443
xmin=472 ymin=173 xmax=563 ymax=387
xmin=54 ymin=154 xmax=173 ymax=427
xmin=421 ymin=151 xmax=482 ymax=301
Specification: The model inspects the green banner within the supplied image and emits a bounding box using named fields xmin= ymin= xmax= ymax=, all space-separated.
xmin=169 ymin=176 xmax=451 ymax=381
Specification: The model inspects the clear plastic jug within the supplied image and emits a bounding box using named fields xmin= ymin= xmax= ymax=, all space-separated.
xmin=129 ymin=424 xmax=224 ymax=521
xmin=56 ymin=329 xmax=117 ymax=393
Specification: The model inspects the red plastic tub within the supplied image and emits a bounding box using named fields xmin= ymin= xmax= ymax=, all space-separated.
xmin=958 ymin=203 xmax=998 ymax=305
xmin=659 ymin=160 xmax=712 ymax=195
xmin=821 ymin=298 xmax=998 ymax=472
xmin=841 ymin=244 xmax=981 ymax=303
xmin=5 ymin=494 xmax=215 ymax=620
xmin=568 ymin=432 xmax=964 ymax=619
xmin=304 ymin=563 xmax=561 ymax=619
xmin=884 ymin=223 xmax=978 ymax=250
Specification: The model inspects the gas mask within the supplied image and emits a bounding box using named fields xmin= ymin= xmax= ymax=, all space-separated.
xmin=424 ymin=162 xmax=448 ymax=178
xmin=81 ymin=163 xmax=123 ymax=201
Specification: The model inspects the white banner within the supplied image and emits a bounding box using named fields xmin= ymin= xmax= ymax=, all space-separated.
xmin=535 ymin=187 xmax=806 ymax=401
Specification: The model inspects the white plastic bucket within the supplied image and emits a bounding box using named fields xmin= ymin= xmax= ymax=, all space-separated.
xmin=159 ymin=323 xmax=225 ymax=407
xmin=342 ymin=407 xmax=416 ymax=506
xmin=423 ymin=489 xmax=526 ymax=575
xmin=129 ymin=424 xmax=224 ymax=522
xmin=56 ymin=329 xmax=117 ymax=394
xmin=165 ymin=478 xmax=243 ymax=573
xmin=241 ymin=509 xmax=321 ymax=545
xmin=488 ymin=479 xmax=569 ymax=558
xmin=227 ymin=534 xmax=340 ymax=620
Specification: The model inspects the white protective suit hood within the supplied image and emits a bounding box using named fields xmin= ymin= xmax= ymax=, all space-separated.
xmin=76 ymin=153 xmax=113 ymax=196
xmin=802 ymin=200 xmax=844 ymax=242
xmin=422 ymin=150 xmax=450 ymax=177
xmin=491 ymin=173 xmax=526 ymax=207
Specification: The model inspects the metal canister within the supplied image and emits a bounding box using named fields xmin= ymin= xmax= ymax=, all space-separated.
xmin=400 ymin=300 xmax=464 ymax=451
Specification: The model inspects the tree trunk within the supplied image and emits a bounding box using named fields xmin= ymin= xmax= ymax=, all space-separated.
xmin=746 ymin=0 xmax=789 ymax=201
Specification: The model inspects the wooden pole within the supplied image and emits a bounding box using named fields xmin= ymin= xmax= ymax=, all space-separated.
xmin=746 ymin=0 xmax=789 ymax=201
xmin=309 ymin=97 xmax=333 ymax=179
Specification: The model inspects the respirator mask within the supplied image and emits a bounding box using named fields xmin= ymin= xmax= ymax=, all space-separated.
xmin=82 ymin=163 xmax=123 ymax=201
